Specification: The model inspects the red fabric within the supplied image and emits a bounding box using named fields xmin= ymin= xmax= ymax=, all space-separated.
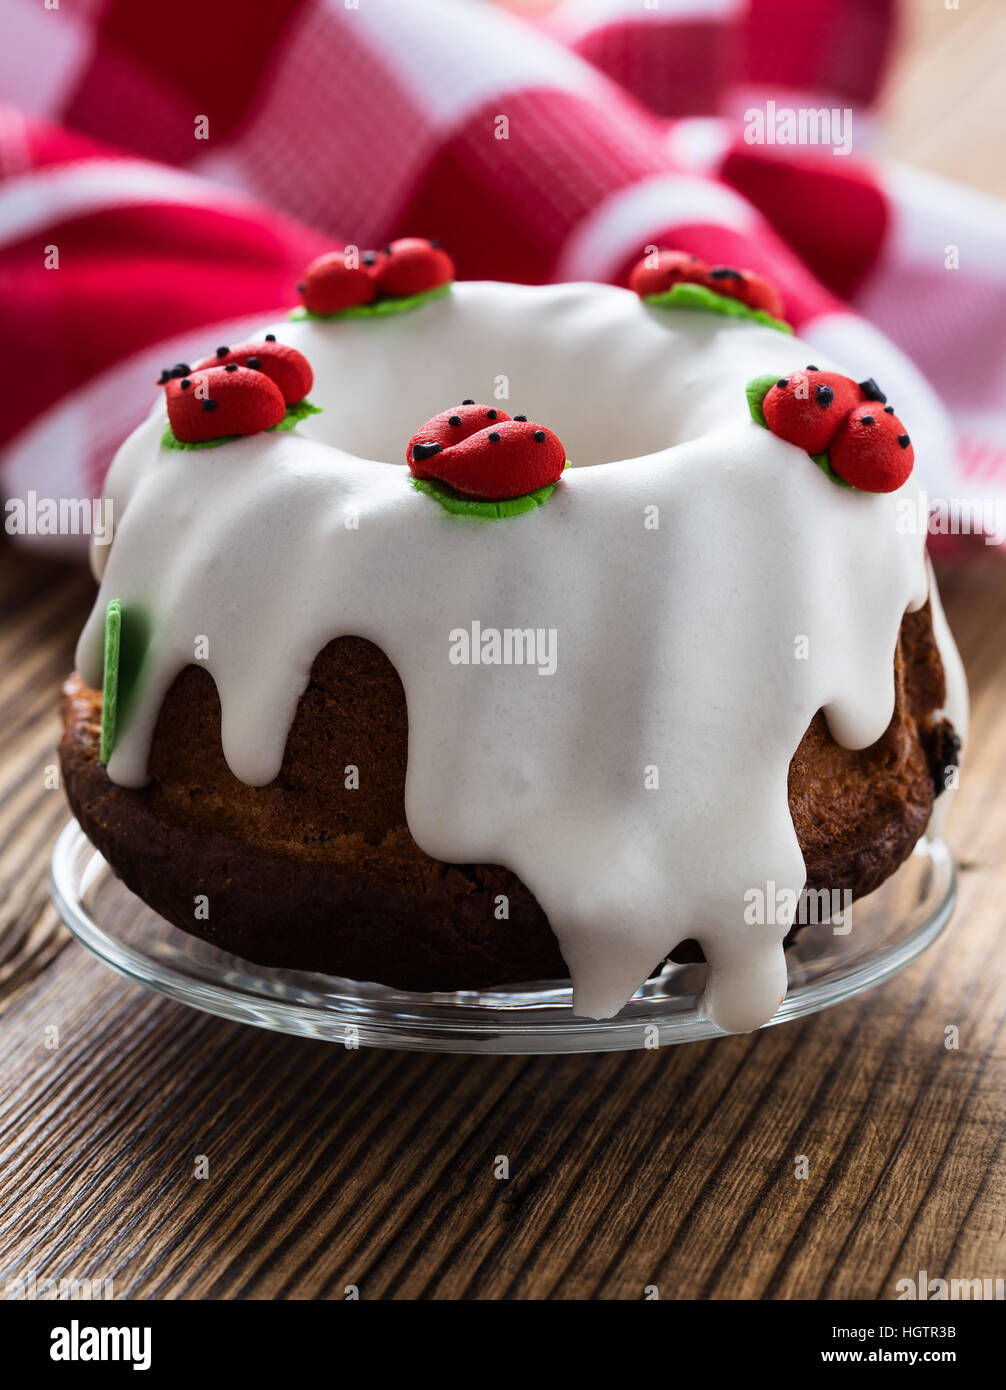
xmin=572 ymin=20 xmax=737 ymax=120
xmin=3 ymin=203 xmax=325 ymax=443
xmin=0 ymin=0 xmax=1004 ymax=549
xmin=398 ymin=87 xmax=674 ymax=285
xmin=65 ymin=0 xmax=310 ymax=160
xmin=720 ymin=143 xmax=890 ymax=300
xmin=741 ymin=0 xmax=898 ymax=104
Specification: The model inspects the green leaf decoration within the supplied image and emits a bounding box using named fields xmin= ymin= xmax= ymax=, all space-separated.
xmin=645 ymin=281 xmax=793 ymax=334
xmin=745 ymin=374 xmax=779 ymax=428
xmin=810 ymin=451 xmax=853 ymax=489
xmin=100 ymin=599 xmax=121 ymax=764
xmin=272 ymin=398 xmax=323 ymax=430
xmin=161 ymin=428 xmax=229 ymax=452
xmin=99 ymin=601 xmax=152 ymax=763
xmin=161 ymin=398 xmax=323 ymax=451
xmin=410 ymin=463 xmax=570 ymax=520
xmin=290 ymin=282 xmax=452 ymax=323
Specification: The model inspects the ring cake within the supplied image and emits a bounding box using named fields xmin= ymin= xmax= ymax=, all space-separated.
xmin=60 ymin=242 xmax=967 ymax=1034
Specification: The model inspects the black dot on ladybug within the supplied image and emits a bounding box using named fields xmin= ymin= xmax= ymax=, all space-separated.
xmin=225 ymin=364 xmax=238 ymax=372
xmin=776 ymin=379 xmax=789 ymax=389
xmin=297 ymin=283 xmax=305 ymax=293
xmin=488 ymin=432 xmax=501 ymax=443
xmin=362 ymin=252 xmax=377 ymax=266
xmin=861 ymin=415 xmax=876 ymax=426
xmin=216 ymin=346 xmax=229 ymax=358
xmin=462 ymin=398 xmax=475 ymax=405
xmin=884 ymin=405 xmax=895 ymax=415
xmin=265 ymin=333 xmax=276 ymax=342
xmin=246 ymin=357 xmax=261 ymax=370
xmin=806 ymin=364 xmax=819 ymax=372
xmin=412 ymin=441 xmax=442 ymax=461
xmin=514 ymin=414 xmax=527 ymax=421
xmin=858 ymin=377 xmax=887 ymax=403
xmin=898 ymin=434 xmax=911 ymax=449
xmin=487 ymin=409 xmax=497 ymax=420
xmin=709 ymin=266 xmax=741 ymax=280
xmin=448 ymin=415 xmax=461 ymax=427
xmin=202 ymin=399 xmax=217 ymax=412
xmin=815 ymin=384 xmax=835 ymax=408
xmin=180 ymin=379 xmax=191 ymax=390
xmin=533 ymin=430 xmax=546 ymax=442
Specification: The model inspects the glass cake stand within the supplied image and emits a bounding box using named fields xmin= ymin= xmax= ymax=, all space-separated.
xmin=50 ymin=818 xmax=956 ymax=1055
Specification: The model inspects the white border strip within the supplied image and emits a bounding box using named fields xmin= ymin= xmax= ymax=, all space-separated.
xmin=553 ymin=172 xmax=755 ymax=283
xmin=0 ymin=160 xmax=262 ymax=248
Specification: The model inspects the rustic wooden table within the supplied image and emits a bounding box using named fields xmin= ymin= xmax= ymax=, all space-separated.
xmin=3 ymin=537 xmax=1002 ymax=1301
xmin=2 ymin=6 xmax=1004 ymax=1301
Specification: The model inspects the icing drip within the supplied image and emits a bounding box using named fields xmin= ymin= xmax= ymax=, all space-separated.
xmin=78 ymin=282 xmax=960 ymax=1033
xmin=925 ymin=556 xmax=969 ymax=840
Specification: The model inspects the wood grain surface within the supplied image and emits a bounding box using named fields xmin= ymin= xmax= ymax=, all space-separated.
xmin=1 ymin=539 xmax=1003 ymax=1302
xmin=2 ymin=9 xmax=1005 ymax=1302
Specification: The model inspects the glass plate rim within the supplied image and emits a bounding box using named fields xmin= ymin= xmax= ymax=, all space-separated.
xmin=50 ymin=819 xmax=957 ymax=1054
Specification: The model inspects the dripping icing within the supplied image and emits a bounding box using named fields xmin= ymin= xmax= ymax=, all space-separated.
xmin=77 ymin=281 xmax=961 ymax=1033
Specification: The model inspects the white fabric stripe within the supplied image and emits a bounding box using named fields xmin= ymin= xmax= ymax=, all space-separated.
xmin=0 ymin=0 xmax=94 ymax=118
xmin=949 ymin=408 xmax=1006 ymax=451
xmin=800 ymin=310 xmax=958 ymax=502
xmin=552 ymin=172 xmax=754 ymax=283
xmin=1 ymin=310 xmax=285 ymax=559
xmin=864 ymin=161 xmax=1006 ymax=275
xmin=343 ymin=0 xmax=605 ymax=131
xmin=665 ymin=117 xmax=734 ymax=174
xmin=0 ymin=160 xmax=262 ymax=247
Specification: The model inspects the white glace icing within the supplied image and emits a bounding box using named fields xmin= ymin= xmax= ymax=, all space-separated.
xmin=78 ymin=281 xmax=966 ymax=1032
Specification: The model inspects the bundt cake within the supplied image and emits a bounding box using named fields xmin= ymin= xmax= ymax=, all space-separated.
xmin=60 ymin=245 xmax=967 ymax=1033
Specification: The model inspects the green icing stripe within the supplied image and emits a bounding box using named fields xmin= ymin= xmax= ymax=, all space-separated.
xmin=645 ymin=281 xmax=793 ymax=335
xmin=99 ymin=602 xmax=153 ymax=762
xmin=100 ymin=599 xmax=121 ymax=764
xmin=290 ymin=282 xmax=452 ymax=323
xmin=161 ymin=398 xmax=322 ymax=451
xmin=411 ymin=463 xmax=570 ymax=520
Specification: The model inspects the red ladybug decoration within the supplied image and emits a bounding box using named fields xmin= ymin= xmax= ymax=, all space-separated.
xmin=299 ymin=252 xmax=377 ymax=314
xmin=629 ymin=247 xmax=785 ymax=321
xmin=628 ymin=249 xmax=708 ymax=298
xmin=193 ymin=338 xmax=313 ymax=405
xmin=829 ymin=403 xmax=915 ymax=492
xmin=165 ymin=366 xmax=285 ymax=444
xmin=704 ymin=266 xmax=784 ymax=319
xmin=375 ymin=238 xmax=455 ymax=298
xmin=762 ymin=368 xmax=862 ymax=455
xmin=407 ymin=402 xmax=565 ymax=500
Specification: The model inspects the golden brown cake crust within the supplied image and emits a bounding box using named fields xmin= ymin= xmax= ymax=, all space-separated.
xmin=60 ymin=605 xmax=953 ymax=990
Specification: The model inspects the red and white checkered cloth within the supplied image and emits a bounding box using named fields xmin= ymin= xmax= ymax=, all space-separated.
xmin=2 ymin=0 xmax=1004 ymax=554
